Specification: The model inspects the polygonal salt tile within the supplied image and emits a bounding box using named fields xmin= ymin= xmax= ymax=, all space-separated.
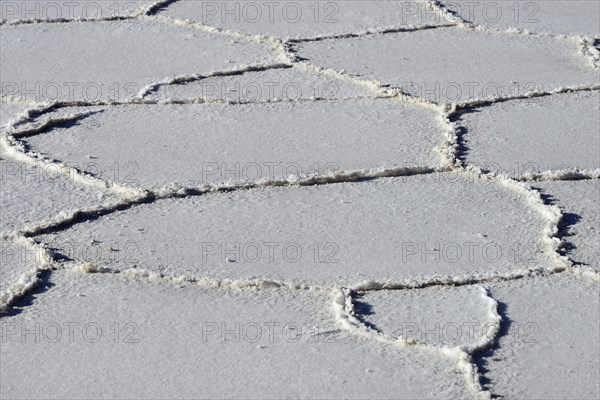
xmin=0 ymin=0 xmax=158 ymax=22
xmin=534 ymin=180 xmax=600 ymax=269
xmin=460 ymin=91 xmax=600 ymax=176
xmin=144 ymin=65 xmax=379 ymax=101
xmin=158 ymin=0 xmax=453 ymax=39
xmin=438 ymin=0 xmax=600 ymax=37
xmin=0 ymin=270 xmax=471 ymax=399
xmin=481 ymin=274 xmax=600 ymax=399
xmin=0 ymin=20 xmax=280 ymax=102
xmin=357 ymin=285 xmax=496 ymax=348
xmin=37 ymin=173 xmax=555 ymax=285
xmin=23 ymin=100 xmax=442 ymax=189
xmin=295 ymin=27 xmax=598 ymax=104
xmin=0 ymin=151 xmax=118 ymax=233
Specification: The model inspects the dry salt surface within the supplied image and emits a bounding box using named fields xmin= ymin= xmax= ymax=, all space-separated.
xmin=0 ymin=0 xmax=598 ymax=399
xmin=437 ymin=0 xmax=600 ymax=37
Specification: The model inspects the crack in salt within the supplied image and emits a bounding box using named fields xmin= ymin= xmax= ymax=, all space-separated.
xmin=286 ymin=24 xmax=457 ymax=43
xmin=426 ymin=0 xmax=470 ymax=26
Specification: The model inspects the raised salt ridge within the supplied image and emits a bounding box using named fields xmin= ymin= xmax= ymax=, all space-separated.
xmin=534 ymin=180 xmax=600 ymax=269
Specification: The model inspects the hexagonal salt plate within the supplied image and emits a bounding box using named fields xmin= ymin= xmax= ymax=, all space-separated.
xmin=22 ymin=99 xmax=442 ymax=190
xmin=460 ymin=91 xmax=600 ymax=177
xmin=0 ymin=20 xmax=280 ymax=102
xmin=480 ymin=274 xmax=599 ymax=399
xmin=158 ymin=0 xmax=453 ymax=39
xmin=0 ymin=270 xmax=471 ymax=399
xmin=357 ymin=285 xmax=496 ymax=348
xmin=36 ymin=173 xmax=555 ymax=286
xmin=294 ymin=27 xmax=598 ymax=104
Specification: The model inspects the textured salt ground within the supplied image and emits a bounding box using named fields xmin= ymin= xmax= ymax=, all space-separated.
xmin=358 ymin=285 xmax=492 ymax=348
xmin=0 ymin=270 xmax=470 ymax=399
xmin=0 ymin=20 xmax=279 ymax=102
xmin=0 ymin=4 xmax=597 ymax=399
xmin=0 ymin=0 xmax=158 ymax=22
xmin=480 ymin=274 xmax=600 ymax=399
xmin=295 ymin=26 xmax=598 ymax=104
xmin=159 ymin=0 xmax=452 ymax=39
xmin=36 ymin=174 xmax=553 ymax=285
xmin=23 ymin=100 xmax=441 ymax=189
xmin=534 ymin=180 xmax=600 ymax=269
xmin=0 ymin=102 xmax=30 ymax=130
xmin=0 ymin=151 xmax=117 ymax=233
xmin=460 ymin=91 xmax=600 ymax=176
xmin=144 ymin=66 xmax=378 ymax=101
xmin=438 ymin=0 xmax=600 ymax=37
xmin=0 ymin=237 xmax=37 ymax=295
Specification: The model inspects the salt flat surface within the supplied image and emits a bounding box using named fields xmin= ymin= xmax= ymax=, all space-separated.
xmin=439 ymin=0 xmax=600 ymax=37
xmin=359 ymin=285 xmax=492 ymax=348
xmin=159 ymin=0 xmax=452 ymax=39
xmin=482 ymin=275 xmax=600 ymax=399
xmin=1 ymin=1 xmax=598 ymax=398
xmin=295 ymin=27 xmax=597 ymax=103
xmin=534 ymin=180 xmax=600 ymax=269
xmin=461 ymin=91 xmax=600 ymax=176
xmin=37 ymin=174 xmax=553 ymax=285
xmin=0 ymin=270 xmax=470 ymax=399
xmin=24 ymin=101 xmax=442 ymax=189
xmin=0 ymin=20 xmax=279 ymax=102
xmin=144 ymin=65 xmax=378 ymax=101
xmin=0 ymin=102 xmax=30 ymax=130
